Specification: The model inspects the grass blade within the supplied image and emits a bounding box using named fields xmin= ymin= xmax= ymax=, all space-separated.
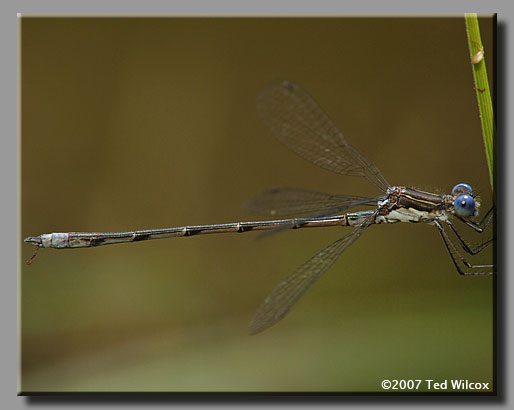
xmin=464 ymin=13 xmax=495 ymax=191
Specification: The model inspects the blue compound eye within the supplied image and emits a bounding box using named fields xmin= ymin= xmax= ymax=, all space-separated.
xmin=453 ymin=194 xmax=476 ymax=217
xmin=452 ymin=183 xmax=473 ymax=196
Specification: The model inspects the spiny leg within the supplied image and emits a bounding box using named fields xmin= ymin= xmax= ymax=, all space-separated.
xmin=445 ymin=220 xmax=494 ymax=255
xmin=435 ymin=221 xmax=493 ymax=276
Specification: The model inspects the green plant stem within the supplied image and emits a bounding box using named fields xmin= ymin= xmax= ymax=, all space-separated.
xmin=464 ymin=13 xmax=495 ymax=192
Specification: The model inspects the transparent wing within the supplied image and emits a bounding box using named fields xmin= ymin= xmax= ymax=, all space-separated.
xmin=257 ymin=80 xmax=389 ymax=192
xmin=244 ymin=186 xmax=378 ymax=217
xmin=248 ymin=215 xmax=373 ymax=335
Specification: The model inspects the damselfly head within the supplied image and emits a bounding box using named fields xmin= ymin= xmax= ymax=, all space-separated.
xmin=451 ymin=183 xmax=478 ymax=218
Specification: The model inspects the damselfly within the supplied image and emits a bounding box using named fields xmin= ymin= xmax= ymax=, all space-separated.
xmin=25 ymin=80 xmax=494 ymax=334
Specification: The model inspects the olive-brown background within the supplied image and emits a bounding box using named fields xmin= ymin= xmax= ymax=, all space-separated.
xmin=21 ymin=17 xmax=494 ymax=392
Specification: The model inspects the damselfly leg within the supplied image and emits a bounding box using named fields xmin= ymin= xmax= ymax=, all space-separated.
xmin=436 ymin=206 xmax=495 ymax=276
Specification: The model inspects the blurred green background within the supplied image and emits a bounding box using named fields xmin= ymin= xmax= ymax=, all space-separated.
xmin=21 ymin=17 xmax=494 ymax=392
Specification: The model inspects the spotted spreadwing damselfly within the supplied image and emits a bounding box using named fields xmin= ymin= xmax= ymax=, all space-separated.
xmin=25 ymin=80 xmax=495 ymax=334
